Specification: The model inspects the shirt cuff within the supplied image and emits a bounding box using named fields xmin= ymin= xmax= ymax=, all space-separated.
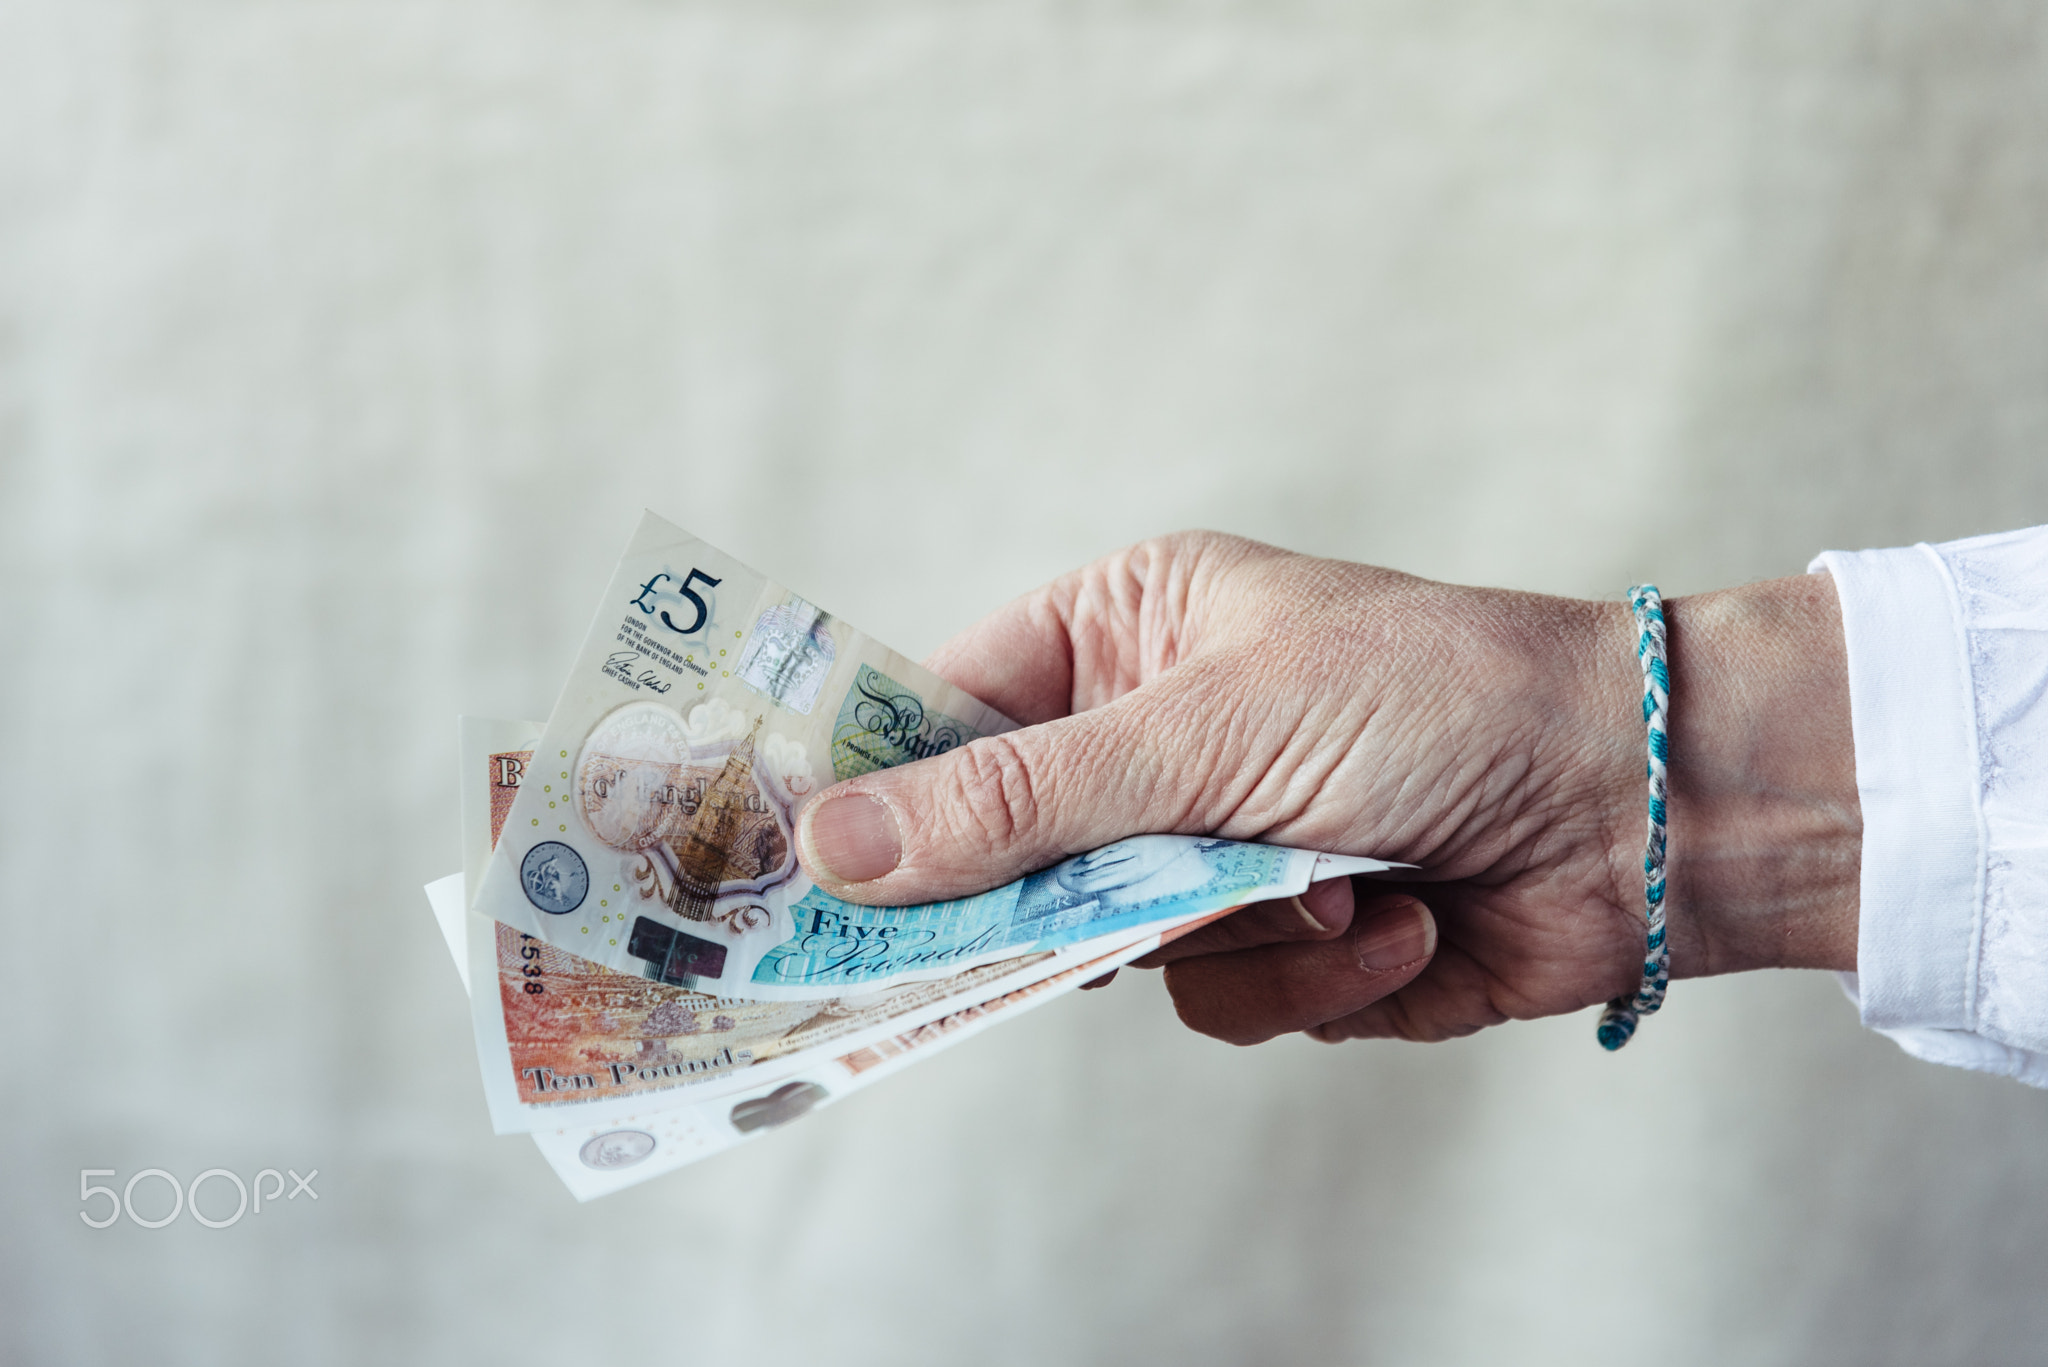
xmin=1835 ymin=972 xmax=2048 ymax=1085
xmin=1810 ymin=545 xmax=1985 ymax=1037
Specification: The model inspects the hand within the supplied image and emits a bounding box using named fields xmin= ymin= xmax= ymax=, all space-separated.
xmin=796 ymin=533 xmax=1861 ymax=1046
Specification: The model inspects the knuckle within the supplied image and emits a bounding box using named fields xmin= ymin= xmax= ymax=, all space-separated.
xmin=937 ymin=733 xmax=1044 ymax=854
xmin=1379 ymin=997 xmax=1425 ymax=1043
xmin=1306 ymin=1017 xmax=1357 ymax=1044
xmin=1315 ymin=1005 xmax=1392 ymax=1044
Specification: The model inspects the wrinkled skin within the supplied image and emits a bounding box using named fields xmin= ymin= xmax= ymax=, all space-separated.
xmin=798 ymin=532 xmax=1858 ymax=1048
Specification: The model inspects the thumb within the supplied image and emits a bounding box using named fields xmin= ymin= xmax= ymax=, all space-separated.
xmin=795 ymin=687 xmax=1210 ymax=904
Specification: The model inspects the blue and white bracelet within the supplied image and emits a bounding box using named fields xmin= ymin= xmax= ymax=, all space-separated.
xmin=1597 ymin=585 xmax=1670 ymax=1051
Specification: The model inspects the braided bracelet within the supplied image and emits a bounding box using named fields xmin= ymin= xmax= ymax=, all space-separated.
xmin=1597 ymin=585 xmax=1670 ymax=1051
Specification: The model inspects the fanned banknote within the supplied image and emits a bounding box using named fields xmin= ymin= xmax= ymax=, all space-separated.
xmin=434 ymin=514 xmax=1401 ymax=1196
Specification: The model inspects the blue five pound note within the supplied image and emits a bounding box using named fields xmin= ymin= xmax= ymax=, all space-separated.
xmin=752 ymin=836 xmax=1295 ymax=989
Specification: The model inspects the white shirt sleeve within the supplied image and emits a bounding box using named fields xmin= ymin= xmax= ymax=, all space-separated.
xmin=1811 ymin=526 xmax=2048 ymax=1087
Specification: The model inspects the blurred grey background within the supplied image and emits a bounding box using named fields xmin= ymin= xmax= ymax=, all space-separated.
xmin=4 ymin=2 xmax=2046 ymax=1363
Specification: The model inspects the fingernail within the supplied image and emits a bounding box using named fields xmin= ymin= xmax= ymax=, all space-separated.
xmin=1354 ymin=901 xmax=1433 ymax=972
xmin=803 ymin=795 xmax=903 ymax=884
xmin=1288 ymin=895 xmax=1325 ymax=932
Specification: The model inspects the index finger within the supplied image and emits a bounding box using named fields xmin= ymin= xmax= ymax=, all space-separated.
xmin=921 ymin=542 xmax=1194 ymax=726
xmin=921 ymin=585 xmax=1079 ymax=726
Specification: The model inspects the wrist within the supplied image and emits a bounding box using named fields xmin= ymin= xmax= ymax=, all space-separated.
xmin=1660 ymin=572 xmax=1862 ymax=977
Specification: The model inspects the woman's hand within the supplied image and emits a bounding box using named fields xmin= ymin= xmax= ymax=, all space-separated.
xmin=796 ymin=532 xmax=1860 ymax=1046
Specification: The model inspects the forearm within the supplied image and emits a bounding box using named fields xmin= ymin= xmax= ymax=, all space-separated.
xmin=1662 ymin=572 xmax=1861 ymax=978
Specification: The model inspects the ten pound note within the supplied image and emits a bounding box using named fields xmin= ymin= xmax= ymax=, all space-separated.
xmin=428 ymin=511 xmax=1396 ymax=1198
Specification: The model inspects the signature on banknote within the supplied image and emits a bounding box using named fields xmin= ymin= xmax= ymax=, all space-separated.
xmin=602 ymin=650 xmax=674 ymax=694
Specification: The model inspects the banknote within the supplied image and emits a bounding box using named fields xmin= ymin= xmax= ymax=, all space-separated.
xmin=469 ymin=511 xmax=1020 ymax=995
xmin=524 ymin=945 xmax=1153 ymax=1202
xmin=423 ymin=876 xmax=1170 ymax=1201
xmin=450 ymin=720 xmax=1253 ymax=1135
xmin=740 ymin=836 xmax=1323 ymax=997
